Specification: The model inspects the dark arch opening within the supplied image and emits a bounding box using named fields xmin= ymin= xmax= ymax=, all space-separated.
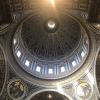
xmin=30 ymin=91 xmax=70 ymax=100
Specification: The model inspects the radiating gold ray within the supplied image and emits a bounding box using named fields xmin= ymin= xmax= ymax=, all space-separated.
xmin=48 ymin=0 xmax=56 ymax=8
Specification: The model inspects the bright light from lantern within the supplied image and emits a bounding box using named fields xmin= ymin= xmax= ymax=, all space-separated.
xmin=48 ymin=20 xmax=56 ymax=29
xmin=97 ymin=24 xmax=100 ymax=27
xmin=48 ymin=0 xmax=55 ymax=7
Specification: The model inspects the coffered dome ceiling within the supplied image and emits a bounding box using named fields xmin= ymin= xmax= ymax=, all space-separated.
xmin=12 ymin=9 xmax=89 ymax=80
